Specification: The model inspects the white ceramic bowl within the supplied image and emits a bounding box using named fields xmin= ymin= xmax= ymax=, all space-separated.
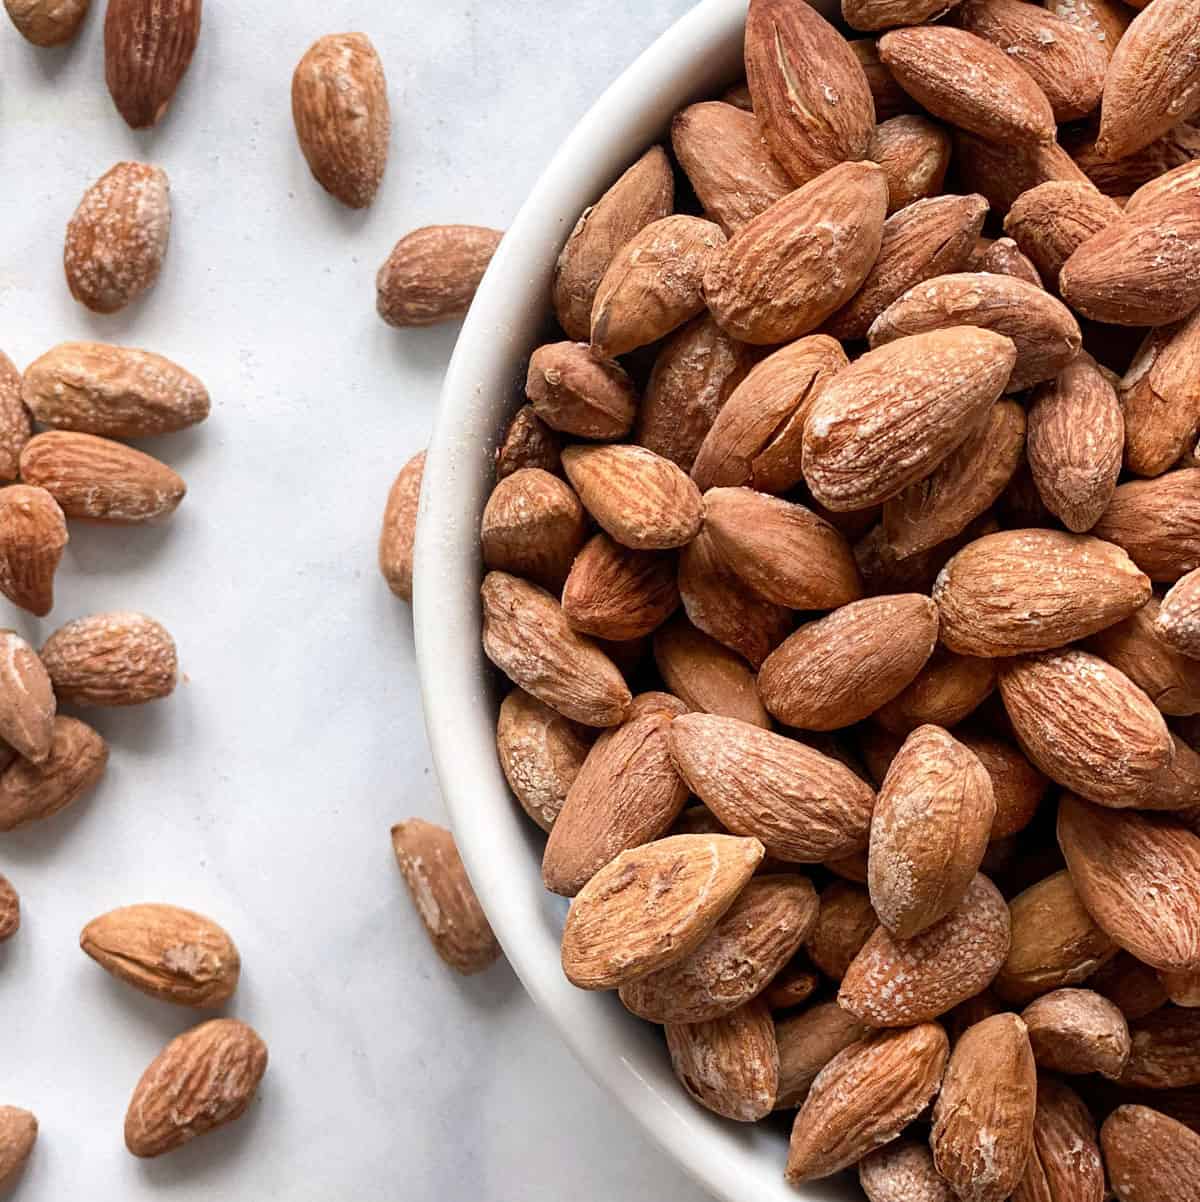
xmin=414 ymin=2 xmax=853 ymax=1198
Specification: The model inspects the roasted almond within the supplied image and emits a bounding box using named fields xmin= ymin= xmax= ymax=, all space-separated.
xmin=1089 ymin=598 xmax=1200 ymax=717
xmin=868 ymin=115 xmax=954 ymax=217
xmin=480 ymin=468 xmax=587 ymax=592
xmin=378 ymin=450 xmax=424 ymax=602
xmin=0 ymin=485 xmax=67 ymax=617
xmin=1068 ymin=121 xmax=1200 ymax=197
xmin=496 ymin=405 xmax=562 ymax=482
xmin=1158 ymin=967 xmax=1200 ymax=1009
xmin=0 ymin=352 xmax=30 ymax=484
xmin=955 ymin=129 xmax=1094 ymax=214
xmin=860 ymin=1140 xmax=955 ymax=1202
xmin=1101 ymin=1105 xmax=1200 ymax=1202
xmin=763 ymin=961 xmax=821 ymax=1011
xmin=776 ymin=1001 xmax=871 ymax=1108
xmin=977 ymin=236 xmax=1043 ymax=287
xmin=0 ymin=875 xmax=18 ymax=942
xmin=0 ymin=1106 xmax=36 ymax=1185
xmin=105 ymin=0 xmax=201 ymax=129
xmin=962 ymin=732 xmax=1049 ymax=839
xmin=1003 ymin=182 xmax=1123 ymax=288
xmin=1094 ymin=469 xmax=1200 ymax=582
xmin=1012 ymin=1075 xmax=1105 ymax=1202
xmin=376 ymin=225 xmax=502 ymax=327
xmin=875 ymin=648 xmax=997 ymax=735
xmin=4 ymin=0 xmax=89 ymax=44
xmin=1090 ymin=951 xmax=1171 ymax=1021
xmin=41 ymin=612 xmax=177 ymax=706
xmin=1121 ymin=1007 xmax=1200 ymax=1088
xmin=1159 ymin=570 xmax=1200 ymax=661
xmin=1043 ymin=0 xmax=1130 ymax=59
xmin=0 ymin=715 xmax=107 ymax=831
xmin=851 ymin=37 xmax=915 ymax=121
xmin=806 ymin=880 xmax=879 ymax=980
xmin=0 ymin=630 xmax=55 ymax=763
xmin=524 ymin=341 xmax=636 ymax=441
xmin=652 ymin=616 xmax=770 ymax=728
xmin=844 ymin=0 xmax=965 ymax=32
xmin=1021 ymin=987 xmax=1131 ymax=1077
xmin=562 ymin=534 xmax=678 ymax=642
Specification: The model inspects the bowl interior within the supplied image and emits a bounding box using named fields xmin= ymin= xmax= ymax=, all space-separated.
xmin=415 ymin=1 xmax=856 ymax=1198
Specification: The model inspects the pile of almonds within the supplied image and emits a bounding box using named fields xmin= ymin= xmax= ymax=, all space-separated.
xmin=383 ymin=0 xmax=1200 ymax=1195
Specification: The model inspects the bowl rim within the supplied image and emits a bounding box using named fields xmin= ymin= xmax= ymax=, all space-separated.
xmin=414 ymin=2 xmax=849 ymax=1198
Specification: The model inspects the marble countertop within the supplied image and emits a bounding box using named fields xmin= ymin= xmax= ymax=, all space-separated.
xmin=0 ymin=1 xmax=713 ymax=1197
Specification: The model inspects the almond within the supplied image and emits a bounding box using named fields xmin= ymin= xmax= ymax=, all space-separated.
xmin=744 ymin=0 xmax=876 ymax=185
xmin=845 ymin=0 xmax=967 ymax=29
xmin=0 ymin=485 xmax=67 ymax=618
xmin=652 ymin=616 xmax=770 ymax=728
xmin=955 ymin=129 xmax=1094 ymax=214
xmin=1059 ymin=795 xmax=1200 ymax=972
xmin=480 ymin=468 xmax=587 ymax=592
xmin=1095 ymin=0 xmax=1200 ymax=160
xmin=376 ymin=225 xmax=501 ymax=327
xmin=1022 ymin=987 xmax=1131 ymax=1077
xmin=496 ymin=405 xmax=561 ymax=482
xmin=869 ymin=725 xmax=995 ymax=939
xmin=995 ymin=870 xmax=1117 ymax=1004
xmin=0 ymin=715 xmax=107 ymax=830
xmin=105 ymin=0 xmax=200 ymax=129
xmin=552 ymin=147 xmax=674 ymax=342
xmin=868 ymin=116 xmax=954 ymax=216
xmin=1044 ymin=0 xmax=1131 ymax=59
xmin=0 ymin=631 xmax=54 ymax=764
xmin=391 ymin=818 xmax=500 ymax=975
xmin=1013 ymin=1075 xmax=1105 ymax=1202
xmin=562 ymin=444 xmax=702 ymax=551
xmin=962 ymin=733 xmax=1049 ymax=840
xmin=559 ymin=833 xmax=764 ymax=989
xmin=802 ymin=327 xmax=1017 ymax=512
xmin=80 ymin=903 xmax=240 ymax=1007
xmin=291 ymin=32 xmax=389 ymax=209
xmin=1159 ymin=570 xmax=1200 ymax=660
xmin=669 ymin=713 xmax=877 ymax=863
xmin=1146 ymin=732 xmax=1200 ymax=810
xmin=670 ymin=102 xmax=794 ymax=236
xmin=0 ymin=1106 xmax=36 ymax=1185
xmin=1093 ymin=469 xmax=1200 ymax=582
xmin=0 ymin=352 xmax=30 ymax=484
xmin=1091 ymin=952 xmax=1171 ymax=1021
xmin=807 ymin=880 xmax=879 ymax=980
xmin=4 ymin=0 xmax=88 ymax=44
xmin=1003 ymin=182 xmax=1124 ymax=287
xmin=931 ymin=1013 xmax=1037 ymax=1202
xmin=41 ymin=612 xmax=177 ymax=706
xmin=665 ymin=999 xmax=778 ymax=1121
xmin=1027 ymin=352 xmax=1124 ymax=532
xmin=562 ymin=534 xmax=678 ymax=642
xmin=124 ymin=1019 xmax=267 ymax=1156
xmin=19 ymin=431 xmax=185 ymax=523
xmin=875 ymin=649 xmax=998 ymax=735
xmin=1121 ymin=1007 xmax=1200 ymax=1088
xmin=1158 ymin=968 xmax=1200 ymax=1007
xmin=758 ymin=594 xmax=940 ymax=730
xmin=0 ymin=875 xmax=18 ymax=941
xmin=860 ymin=1140 xmax=955 ymax=1202
xmin=1068 ymin=122 xmax=1200 ymax=197
xmin=1101 ymin=1105 xmax=1200 ymax=1202
xmin=378 ymin=450 xmax=424 ymax=602
xmin=879 ymin=26 xmax=1056 ymax=144
xmin=851 ymin=37 xmax=916 ymax=121
xmin=525 ymin=341 xmax=636 ymax=441
xmin=840 ymin=874 xmax=1009 ymax=1025
xmin=786 ymin=1023 xmax=950 ymax=1182
xmin=764 ymin=962 xmax=820 ymax=1010
xmin=620 ymin=875 xmax=818 ymax=1023
xmin=481 ymin=572 xmax=631 ymax=727
xmin=704 ymin=161 xmax=889 ymax=345
xmin=869 ymin=272 xmax=1082 ymax=392
xmin=777 ymin=1002 xmax=870 ymax=1108
xmin=23 ymin=341 xmax=209 ymax=439
xmin=1092 ymin=601 xmax=1200 ymax=717
xmin=1127 ymin=159 xmax=1200 ymax=216
xmin=854 ymin=513 xmax=999 ymax=598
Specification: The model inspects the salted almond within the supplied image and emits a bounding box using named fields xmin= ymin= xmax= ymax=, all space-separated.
xmin=80 ymin=903 xmax=240 ymax=1007
xmin=1043 ymin=0 xmax=1131 ymax=58
xmin=665 ymin=999 xmax=778 ymax=1121
xmin=978 ymin=237 xmax=1043 ymax=286
xmin=0 ymin=352 xmax=30 ymax=484
xmin=776 ymin=1001 xmax=871 ymax=1109
xmin=1127 ymin=158 xmax=1200 ymax=217
xmin=559 ymin=833 xmax=763 ymax=989
xmin=802 ymin=327 xmax=1017 ymax=512
xmin=759 ymin=594 xmax=939 ymax=730
xmin=1068 ymin=122 xmax=1200 ymax=197
xmin=868 ymin=116 xmax=953 ymax=216
xmin=875 ymin=649 xmax=997 ymax=735
xmin=807 ymin=881 xmax=879 ymax=980
xmin=41 ymin=612 xmax=176 ymax=706
xmin=621 ymin=876 xmax=818 ymax=1023
xmin=1121 ymin=1007 xmax=1200 ymax=1087
xmin=497 ymin=407 xmax=560 ymax=482
xmin=671 ymin=102 xmax=794 ymax=235
xmin=955 ymin=129 xmax=1094 ymax=214
xmin=525 ymin=342 xmax=636 ymax=441
xmin=869 ymin=272 xmax=1082 ymax=392
xmin=1059 ymin=796 xmax=1200 ymax=972
xmin=376 ymin=224 xmax=501 ymax=327
xmin=882 ymin=399 xmax=1024 ymax=558
xmin=744 ymin=0 xmax=876 ymax=185
xmin=562 ymin=445 xmax=701 ymax=552
xmin=860 ymin=1140 xmax=955 ymax=1202
xmin=704 ymin=161 xmax=888 ymax=345
xmin=1101 ymin=1105 xmax=1200 ymax=1202
xmin=702 ymin=488 xmax=862 ymax=611
xmin=105 ymin=0 xmax=200 ymax=130
xmin=1147 ymin=732 xmax=1200 ymax=809
xmin=669 ymin=713 xmax=876 ymax=863
xmin=590 ymin=216 xmax=726 ymax=359
xmin=692 ymin=335 xmax=846 ymax=496
xmin=1021 ymin=987 xmax=1131 ymax=1077
xmin=1003 ymin=182 xmax=1123 ymax=288
xmin=1095 ymin=0 xmax=1200 ymax=160
xmin=553 ymin=147 xmax=674 ymax=342
xmin=543 ymin=693 xmax=688 ymax=896
xmin=961 ymin=733 xmax=1049 ymax=840
xmin=840 ymin=873 xmax=1011 ymax=1026
xmin=652 ymin=617 xmax=770 ymax=728
xmin=0 ymin=1105 xmax=36 ymax=1185
xmin=1093 ymin=469 xmax=1200 ymax=582
xmin=878 ymin=26 xmax=1056 ymax=144
xmin=1090 ymin=952 xmax=1170 ymax=1021
xmin=0 ymin=631 xmax=55 ymax=763
xmin=850 ymin=38 xmax=915 ymax=121
xmin=0 ymin=715 xmax=107 ymax=830
xmin=0 ymin=485 xmax=67 ymax=618
xmin=480 ymin=468 xmax=586 ymax=592
xmin=844 ymin=0 xmax=965 ymax=30
xmin=1013 ymin=1076 xmax=1105 ymax=1202
xmin=19 ymin=431 xmax=185 ymax=523
xmin=562 ymin=534 xmax=677 ymax=642
xmin=786 ymin=1023 xmax=949 ymax=1182
xmin=4 ymin=0 xmax=88 ymax=44
xmin=934 ymin=530 xmax=1150 ymax=657
xmin=995 ymin=870 xmax=1116 ymax=1004
xmin=1000 ymin=652 xmax=1173 ymax=806
xmin=958 ymin=0 xmax=1107 ymax=121
xmin=869 ymin=725 xmax=995 ymax=939
xmin=1159 ymin=570 xmax=1200 ymax=661
xmin=854 ymin=513 xmax=999 ymax=598
xmin=378 ymin=450 xmax=424 ymax=602
xmin=931 ymin=1013 xmax=1037 ymax=1202
xmin=391 ymin=819 xmax=500 ymax=975
xmin=496 ymin=689 xmax=592 ymax=832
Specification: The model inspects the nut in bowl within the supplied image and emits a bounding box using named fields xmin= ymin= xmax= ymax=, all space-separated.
xmin=413 ymin=0 xmax=1200 ymax=1199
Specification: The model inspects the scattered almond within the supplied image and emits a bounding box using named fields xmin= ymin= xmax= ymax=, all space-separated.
xmin=0 ymin=715 xmax=107 ymax=831
xmin=105 ymin=0 xmax=201 ymax=129
xmin=378 ymin=450 xmax=424 ymax=603
xmin=376 ymin=225 xmax=502 ymax=327
xmin=0 ymin=485 xmax=67 ymax=617
xmin=875 ymin=648 xmax=997 ymax=735
xmin=4 ymin=0 xmax=89 ymax=44
xmin=41 ymin=612 xmax=177 ymax=706
xmin=0 ymin=1106 xmax=36 ymax=1186
xmin=0 ymin=875 xmax=18 ymax=942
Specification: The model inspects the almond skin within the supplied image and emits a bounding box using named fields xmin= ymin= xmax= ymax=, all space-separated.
xmin=1012 ymin=1075 xmax=1105 ymax=1202
xmin=1021 ymin=987 xmax=1131 ymax=1077
xmin=878 ymin=26 xmax=1057 ymax=145
xmin=668 ymin=713 xmax=877 ymax=863
xmin=376 ymin=225 xmax=502 ymax=327
xmin=744 ymin=0 xmax=876 ymax=186
xmin=0 ymin=485 xmax=67 ymax=617
xmin=1044 ymin=0 xmax=1130 ymax=59
xmin=559 ymin=833 xmax=764 ymax=990
xmin=0 ymin=1106 xmax=37 ymax=1185
xmin=41 ymin=612 xmax=177 ymax=706
xmin=1089 ymin=600 xmax=1200 ymax=717
xmin=1059 ymin=795 xmax=1200 ymax=972
xmin=1094 ymin=469 xmax=1200 ymax=582
xmin=19 ymin=431 xmax=185 ymax=523
xmin=0 ymin=715 xmax=107 ymax=831
xmin=1101 ymin=1105 xmax=1200 ymax=1202
xmin=105 ymin=0 xmax=201 ymax=129
xmin=704 ymin=161 xmax=889 ymax=346
xmin=868 ymin=115 xmax=953 ymax=217
xmin=80 ymin=904 xmax=241 ymax=1007
xmin=0 ymin=352 xmax=31 ymax=483
xmin=653 ymin=616 xmax=770 ymax=728
xmin=1003 ymin=182 xmax=1123 ymax=287
xmin=786 ymin=1023 xmax=950 ymax=1182
xmin=758 ymin=594 xmax=940 ymax=730
xmin=802 ymin=327 xmax=1018 ymax=512
xmin=64 ymin=162 xmax=170 ymax=314
xmin=934 ymin=529 xmax=1151 ymax=657
xmin=124 ymin=1019 xmax=267 ymax=1157
xmin=860 ymin=1141 xmax=955 ymax=1202
xmin=875 ymin=648 xmax=997 ymax=735
xmin=0 ymin=631 xmax=55 ymax=764
xmin=552 ymin=147 xmax=674 ymax=342
xmin=562 ymin=534 xmax=678 ymax=642
xmin=4 ymin=0 xmax=89 ymax=45
xmin=1159 ymin=570 xmax=1200 ymax=660
xmin=525 ymin=341 xmax=636 ymax=441
xmin=776 ymin=1001 xmax=871 ymax=1109
xmin=496 ymin=405 xmax=561 ymax=482
xmin=378 ymin=450 xmax=424 ymax=603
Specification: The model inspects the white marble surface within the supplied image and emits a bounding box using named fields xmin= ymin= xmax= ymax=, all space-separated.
xmin=0 ymin=2 xmax=713 ymax=1197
